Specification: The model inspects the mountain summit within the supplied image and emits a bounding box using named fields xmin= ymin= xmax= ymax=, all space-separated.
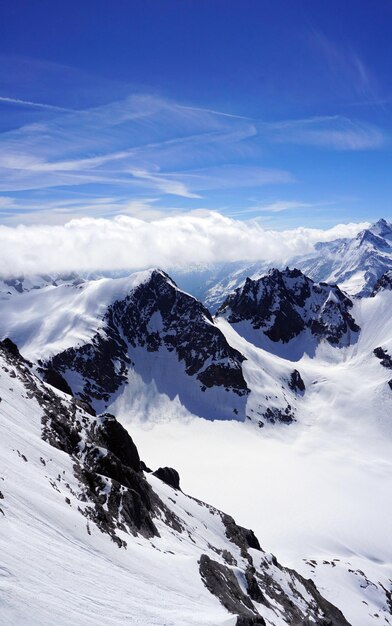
xmin=216 ymin=267 xmax=359 ymax=352
xmin=296 ymin=218 xmax=392 ymax=296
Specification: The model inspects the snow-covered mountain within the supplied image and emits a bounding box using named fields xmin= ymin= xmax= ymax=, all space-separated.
xmin=0 ymin=337 xmax=351 ymax=625
xmin=217 ymin=268 xmax=359 ymax=357
xmin=0 ymin=269 xmax=250 ymax=422
xmin=170 ymin=261 xmax=273 ymax=313
xmin=294 ymin=218 xmax=392 ymax=296
xmin=2 ymin=262 xmax=392 ymax=624
xmin=170 ymin=218 xmax=392 ymax=309
xmin=0 ymin=272 xmax=84 ymax=299
xmin=4 ymin=218 xmax=391 ymax=312
xmin=1 ymin=267 xmax=357 ymax=427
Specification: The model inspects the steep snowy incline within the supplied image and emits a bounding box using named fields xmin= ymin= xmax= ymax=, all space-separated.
xmin=1 ymin=265 xmax=392 ymax=623
xmin=0 ymin=339 xmax=350 ymax=626
xmin=0 ymin=270 xmax=157 ymax=359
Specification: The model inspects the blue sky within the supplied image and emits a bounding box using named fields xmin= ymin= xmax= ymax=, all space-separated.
xmin=0 ymin=0 xmax=391 ymax=228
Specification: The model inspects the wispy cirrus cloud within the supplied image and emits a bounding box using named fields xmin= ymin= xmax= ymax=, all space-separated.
xmin=0 ymin=95 xmax=71 ymax=112
xmin=129 ymin=168 xmax=202 ymax=199
xmin=241 ymin=200 xmax=315 ymax=214
xmin=310 ymin=28 xmax=380 ymax=105
xmin=0 ymin=197 xmax=175 ymax=226
xmin=0 ymin=90 xmax=386 ymax=227
xmin=0 ymin=93 xmax=292 ymax=201
xmin=266 ymin=115 xmax=385 ymax=150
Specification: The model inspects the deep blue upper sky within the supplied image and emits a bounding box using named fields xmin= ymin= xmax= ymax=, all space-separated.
xmin=0 ymin=0 xmax=391 ymax=227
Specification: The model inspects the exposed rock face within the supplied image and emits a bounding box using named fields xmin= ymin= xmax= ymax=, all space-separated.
xmin=0 ymin=339 xmax=162 ymax=545
xmin=374 ymin=347 xmax=392 ymax=390
xmin=46 ymin=270 xmax=249 ymax=414
xmin=153 ymin=466 xmax=180 ymax=490
xmin=372 ymin=270 xmax=392 ymax=295
xmin=288 ymin=369 xmax=306 ymax=393
xmin=1 ymin=337 xmax=22 ymax=359
xmin=39 ymin=366 xmax=73 ymax=396
xmin=199 ymin=547 xmax=351 ymax=625
xmin=221 ymin=512 xmax=261 ymax=556
xmin=199 ymin=554 xmax=266 ymax=625
xmin=217 ymin=268 xmax=359 ymax=347
xmin=263 ymin=406 xmax=295 ymax=425
xmin=374 ymin=346 xmax=392 ymax=369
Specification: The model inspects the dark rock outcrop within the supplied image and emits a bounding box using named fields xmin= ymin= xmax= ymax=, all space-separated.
xmin=374 ymin=346 xmax=392 ymax=369
xmin=288 ymin=369 xmax=306 ymax=393
xmin=199 ymin=541 xmax=351 ymax=626
xmin=39 ymin=366 xmax=73 ymax=396
xmin=221 ymin=512 xmax=261 ymax=558
xmin=153 ymin=466 xmax=180 ymax=490
xmin=263 ymin=406 xmax=295 ymax=425
xmin=199 ymin=554 xmax=265 ymax=624
xmin=217 ymin=268 xmax=359 ymax=347
xmin=1 ymin=337 xmax=22 ymax=359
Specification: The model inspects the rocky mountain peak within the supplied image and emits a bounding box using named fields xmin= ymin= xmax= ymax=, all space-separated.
xmin=355 ymin=228 xmax=391 ymax=251
xmin=44 ymin=269 xmax=249 ymax=420
xmin=217 ymin=268 xmax=359 ymax=347
xmin=369 ymin=217 xmax=392 ymax=239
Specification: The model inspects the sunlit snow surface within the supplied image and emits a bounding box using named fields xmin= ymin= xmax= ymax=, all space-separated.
xmin=1 ymin=275 xmax=392 ymax=624
xmin=0 ymin=360 xmax=240 ymax=626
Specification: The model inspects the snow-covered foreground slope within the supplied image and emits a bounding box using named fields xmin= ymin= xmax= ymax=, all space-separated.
xmin=0 ymin=340 xmax=351 ymax=626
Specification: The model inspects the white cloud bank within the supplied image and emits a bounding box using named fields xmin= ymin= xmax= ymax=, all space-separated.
xmin=0 ymin=211 xmax=369 ymax=277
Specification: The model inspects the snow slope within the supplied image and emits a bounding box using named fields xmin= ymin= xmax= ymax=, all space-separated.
xmin=0 ymin=270 xmax=156 ymax=359
xmin=0 ymin=340 xmax=350 ymax=626
xmin=0 ymin=272 xmax=84 ymax=300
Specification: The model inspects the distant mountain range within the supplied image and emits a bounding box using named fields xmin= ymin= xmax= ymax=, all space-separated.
xmin=170 ymin=218 xmax=392 ymax=308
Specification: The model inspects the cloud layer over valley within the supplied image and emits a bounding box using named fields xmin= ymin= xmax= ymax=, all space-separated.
xmin=0 ymin=211 xmax=368 ymax=277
